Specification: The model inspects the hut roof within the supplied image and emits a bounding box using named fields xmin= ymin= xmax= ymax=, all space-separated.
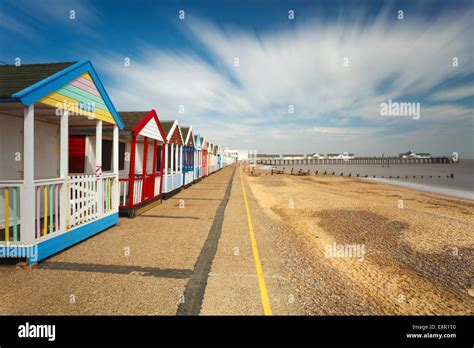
xmin=0 ymin=62 xmax=77 ymax=98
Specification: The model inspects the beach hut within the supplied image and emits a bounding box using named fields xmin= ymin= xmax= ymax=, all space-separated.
xmin=181 ymin=126 xmax=195 ymax=187
xmin=201 ymin=137 xmax=208 ymax=177
xmin=215 ymin=144 xmax=221 ymax=171
xmin=70 ymin=110 xmax=167 ymax=217
xmin=207 ymin=142 xmax=213 ymax=174
xmin=161 ymin=120 xmax=184 ymax=198
xmin=193 ymin=134 xmax=202 ymax=180
xmin=218 ymin=146 xmax=225 ymax=169
xmin=209 ymin=143 xmax=218 ymax=174
xmin=0 ymin=60 xmax=124 ymax=263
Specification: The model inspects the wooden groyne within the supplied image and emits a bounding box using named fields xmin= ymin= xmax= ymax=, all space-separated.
xmin=258 ymin=157 xmax=456 ymax=165
xmin=272 ymin=168 xmax=455 ymax=179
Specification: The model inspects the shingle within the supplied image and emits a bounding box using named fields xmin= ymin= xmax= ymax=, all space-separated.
xmin=0 ymin=62 xmax=77 ymax=98
xmin=118 ymin=111 xmax=151 ymax=133
xmin=160 ymin=120 xmax=176 ymax=136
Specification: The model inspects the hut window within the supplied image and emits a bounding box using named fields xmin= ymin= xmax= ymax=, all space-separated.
xmin=102 ymin=139 xmax=113 ymax=172
xmin=118 ymin=142 xmax=125 ymax=170
xmin=156 ymin=145 xmax=162 ymax=172
xmin=167 ymin=144 xmax=173 ymax=173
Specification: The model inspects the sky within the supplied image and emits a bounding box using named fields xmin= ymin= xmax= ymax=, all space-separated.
xmin=1 ymin=0 xmax=473 ymax=157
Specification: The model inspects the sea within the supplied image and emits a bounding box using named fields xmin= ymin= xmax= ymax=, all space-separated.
xmin=271 ymin=159 xmax=474 ymax=200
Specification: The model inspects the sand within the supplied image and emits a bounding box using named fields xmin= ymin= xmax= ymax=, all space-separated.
xmin=245 ymin=169 xmax=474 ymax=315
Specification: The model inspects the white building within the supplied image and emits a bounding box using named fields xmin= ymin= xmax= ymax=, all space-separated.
xmin=312 ymin=153 xmax=326 ymax=159
xmin=327 ymin=152 xmax=355 ymax=160
xmin=225 ymin=149 xmax=257 ymax=163
xmin=399 ymin=151 xmax=431 ymax=159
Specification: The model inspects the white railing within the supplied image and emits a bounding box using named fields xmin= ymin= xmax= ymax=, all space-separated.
xmin=0 ymin=181 xmax=22 ymax=243
xmin=154 ymin=176 xmax=161 ymax=196
xmin=118 ymin=176 xmax=143 ymax=207
xmin=34 ymin=178 xmax=65 ymax=240
xmin=69 ymin=175 xmax=98 ymax=228
xmin=119 ymin=179 xmax=129 ymax=207
xmin=133 ymin=178 xmax=143 ymax=205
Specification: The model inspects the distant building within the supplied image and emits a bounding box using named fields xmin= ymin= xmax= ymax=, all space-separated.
xmin=326 ymin=152 xmax=354 ymax=160
xmin=226 ymin=149 xmax=257 ymax=163
xmin=326 ymin=153 xmax=340 ymax=160
xmin=399 ymin=151 xmax=431 ymax=159
xmin=282 ymin=154 xmax=304 ymax=160
xmin=312 ymin=153 xmax=326 ymax=159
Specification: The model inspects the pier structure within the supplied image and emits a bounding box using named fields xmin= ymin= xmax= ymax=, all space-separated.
xmin=257 ymin=156 xmax=455 ymax=165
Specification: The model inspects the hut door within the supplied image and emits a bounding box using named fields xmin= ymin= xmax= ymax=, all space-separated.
xmin=142 ymin=174 xmax=155 ymax=201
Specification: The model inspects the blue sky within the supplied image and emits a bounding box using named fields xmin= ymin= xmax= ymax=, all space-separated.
xmin=1 ymin=0 xmax=473 ymax=156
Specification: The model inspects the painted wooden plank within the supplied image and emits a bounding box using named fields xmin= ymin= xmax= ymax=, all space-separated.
xmin=43 ymin=185 xmax=48 ymax=237
xmin=55 ymin=184 xmax=59 ymax=232
xmin=74 ymin=75 xmax=98 ymax=90
xmin=56 ymin=84 xmax=108 ymax=110
xmin=139 ymin=128 xmax=164 ymax=142
xmin=82 ymin=72 xmax=93 ymax=82
xmin=4 ymin=188 xmax=9 ymax=242
xmin=51 ymin=88 xmax=108 ymax=113
xmin=107 ymin=178 xmax=111 ymax=211
xmin=40 ymin=93 xmax=114 ymax=120
xmin=13 ymin=187 xmax=18 ymax=242
xmin=70 ymin=78 xmax=101 ymax=98
xmin=139 ymin=119 xmax=164 ymax=141
xmin=71 ymin=178 xmax=76 ymax=227
xmin=36 ymin=187 xmax=40 ymax=239
xmin=39 ymin=94 xmax=115 ymax=123
xmin=70 ymin=79 xmax=101 ymax=98
xmin=49 ymin=184 xmax=53 ymax=234
xmin=121 ymin=181 xmax=127 ymax=206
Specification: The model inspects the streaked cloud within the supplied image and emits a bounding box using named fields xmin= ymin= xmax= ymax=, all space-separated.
xmin=83 ymin=5 xmax=474 ymax=156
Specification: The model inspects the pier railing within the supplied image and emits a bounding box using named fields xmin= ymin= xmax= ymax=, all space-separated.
xmin=258 ymin=157 xmax=455 ymax=166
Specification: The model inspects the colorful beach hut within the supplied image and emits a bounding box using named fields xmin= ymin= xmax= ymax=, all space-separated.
xmin=193 ymin=134 xmax=202 ymax=180
xmin=70 ymin=110 xmax=167 ymax=217
xmin=161 ymin=120 xmax=184 ymax=198
xmin=218 ymin=146 xmax=225 ymax=169
xmin=207 ymin=142 xmax=213 ymax=174
xmin=209 ymin=143 xmax=219 ymax=174
xmin=181 ymin=126 xmax=195 ymax=187
xmin=0 ymin=60 xmax=124 ymax=263
xmin=201 ymin=137 xmax=208 ymax=177
xmin=118 ymin=111 xmax=166 ymax=216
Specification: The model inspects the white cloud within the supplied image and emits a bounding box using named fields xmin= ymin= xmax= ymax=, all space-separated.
xmin=429 ymin=84 xmax=474 ymax=102
xmin=96 ymin=7 xmax=473 ymax=156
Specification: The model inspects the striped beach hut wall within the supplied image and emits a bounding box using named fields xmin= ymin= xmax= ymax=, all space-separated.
xmin=201 ymin=136 xmax=208 ymax=177
xmin=207 ymin=142 xmax=214 ymax=174
xmin=180 ymin=126 xmax=195 ymax=187
xmin=161 ymin=120 xmax=184 ymax=198
xmin=193 ymin=134 xmax=202 ymax=179
xmin=0 ymin=60 xmax=124 ymax=263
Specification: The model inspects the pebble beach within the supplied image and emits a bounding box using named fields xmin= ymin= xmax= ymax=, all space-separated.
xmin=246 ymin=169 xmax=474 ymax=315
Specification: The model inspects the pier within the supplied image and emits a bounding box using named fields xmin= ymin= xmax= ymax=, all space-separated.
xmin=258 ymin=156 xmax=455 ymax=166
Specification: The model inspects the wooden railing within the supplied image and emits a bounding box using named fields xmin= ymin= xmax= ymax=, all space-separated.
xmin=119 ymin=177 xmax=143 ymax=207
xmin=69 ymin=175 xmax=98 ymax=228
xmin=34 ymin=178 xmax=65 ymax=240
xmin=69 ymin=174 xmax=117 ymax=228
xmin=0 ymin=181 xmax=22 ymax=243
xmin=102 ymin=173 xmax=117 ymax=214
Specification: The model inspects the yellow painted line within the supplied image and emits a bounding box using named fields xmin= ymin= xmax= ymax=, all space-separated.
xmin=239 ymin=168 xmax=273 ymax=315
